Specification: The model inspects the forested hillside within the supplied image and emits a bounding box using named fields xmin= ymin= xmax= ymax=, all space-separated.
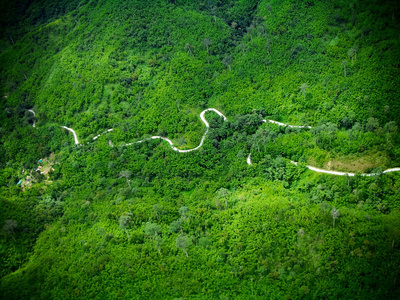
xmin=1 ymin=0 xmax=400 ymax=299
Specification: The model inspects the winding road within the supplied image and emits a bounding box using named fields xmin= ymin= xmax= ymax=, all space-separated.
xmin=28 ymin=108 xmax=400 ymax=177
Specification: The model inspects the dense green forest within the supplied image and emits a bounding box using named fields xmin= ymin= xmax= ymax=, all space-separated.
xmin=1 ymin=0 xmax=400 ymax=298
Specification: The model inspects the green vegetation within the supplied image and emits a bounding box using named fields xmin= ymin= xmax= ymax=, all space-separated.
xmin=1 ymin=0 xmax=400 ymax=298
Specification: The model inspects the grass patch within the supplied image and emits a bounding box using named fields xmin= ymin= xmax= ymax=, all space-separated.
xmin=323 ymin=150 xmax=390 ymax=173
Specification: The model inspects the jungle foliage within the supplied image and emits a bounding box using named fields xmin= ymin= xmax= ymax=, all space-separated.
xmin=1 ymin=0 xmax=400 ymax=299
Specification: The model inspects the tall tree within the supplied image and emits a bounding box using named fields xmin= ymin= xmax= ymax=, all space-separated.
xmin=169 ymin=219 xmax=183 ymax=233
xmin=326 ymin=122 xmax=338 ymax=144
xmin=348 ymin=46 xmax=358 ymax=63
xmin=265 ymin=39 xmax=271 ymax=55
xmin=154 ymin=235 xmax=163 ymax=255
xmin=366 ymin=117 xmax=379 ymax=132
xmin=2 ymin=219 xmax=18 ymax=241
xmin=238 ymin=43 xmax=247 ymax=55
xmin=185 ymin=43 xmax=193 ymax=56
xmin=119 ymin=215 xmax=131 ymax=239
xmin=145 ymin=222 xmax=163 ymax=255
xmin=203 ymin=38 xmax=212 ymax=54
xmin=119 ymin=170 xmax=132 ymax=188
xmin=179 ymin=206 xmax=189 ymax=221
xmin=342 ymin=60 xmax=348 ymax=77
xmin=175 ymin=235 xmax=191 ymax=258
xmin=145 ymin=222 xmax=161 ymax=236
xmin=154 ymin=204 xmax=163 ymax=220
xmin=264 ymin=59 xmax=272 ymax=70
xmin=299 ymin=83 xmax=308 ymax=99
xmin=384 ymin=121 xmax=398 ymax=142
xmin=246 ymin=24 xmax=255 ymax=40
xmin=222 ymin=55 xmax=233 ymax=71
xmin=331 ymin=208 xmax=340 ymax=227
xmin=216 ymin=187 xmax=230 ymax=209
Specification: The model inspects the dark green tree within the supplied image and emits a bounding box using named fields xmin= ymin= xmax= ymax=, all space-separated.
xmin=2 ymin=219 xmax=18 ymax=241
xmin=384 ymin=121 xmax=398 ymax=142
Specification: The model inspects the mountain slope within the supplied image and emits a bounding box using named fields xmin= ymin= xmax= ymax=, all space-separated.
xmin=1 ymin=0 xmax=400 ymax=299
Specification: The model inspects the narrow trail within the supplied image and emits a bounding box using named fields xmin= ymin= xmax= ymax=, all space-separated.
xmin=262 ymin=119 xmax=311 ymax=129
xmin=289 ymin=161 xmax=400 ymax=177
xmin=28 ymin=108 xmax=400 ymax=177
xmin=28 ymin=109 xmax=36 ymax=128
xmin=247 ymin=153 xmax=252 ymax=165
xmin=93 ymin=129 xmax=113 ymax=140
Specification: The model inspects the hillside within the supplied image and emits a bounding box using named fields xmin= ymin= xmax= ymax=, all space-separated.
xmin=1 ymin=0 xmax=400 ymax=299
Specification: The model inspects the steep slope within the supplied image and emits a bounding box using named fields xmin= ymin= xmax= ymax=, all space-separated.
xmin=1 ymin=0 xmax=400 ymax=299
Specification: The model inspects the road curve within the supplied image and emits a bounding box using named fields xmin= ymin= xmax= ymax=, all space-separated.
xmin=134 ymin=108 xmax=228 ymax=152
xmin=28 ymin=109 xmax=36 ymax=128
xmin=247 ymin=153 xmax=252 ymax=165
xmin=61 ymin=126 xmax=80 ymax=145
